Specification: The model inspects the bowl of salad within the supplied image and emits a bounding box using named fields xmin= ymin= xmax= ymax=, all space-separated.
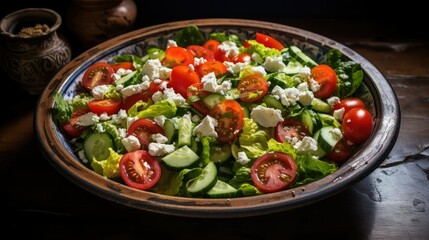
xmin=34 ymin=18 xmax=400 ymax=218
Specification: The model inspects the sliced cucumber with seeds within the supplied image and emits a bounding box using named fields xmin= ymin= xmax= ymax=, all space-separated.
xmin=161 ymin=145 xmax=199 ymax=170
xmin=209 ymin=143 xmax=232 ymax=163
xmin=84 ymin=132 xmax=113 ymax=163
xmin=288 ymin=45 xmax=318 ymax=68
xmin=177 ymin=113 xmax=193 ymax=147
xmin=202 ymin=93 xmax=225 ymax=109
xmin=163 ymin=118 xmax=176 ymax=144
xmin=206 ymin=179 xmax=238 ymax=198
xmin=317 ymin=126 xmax=342 ymax=153
xmin=186 ymin=161 xmax=217 ymax=196
xmin=312 ymin=98 xmax=332 ymax=113
xmin=300 ymin=109 xmax=322 ymax=134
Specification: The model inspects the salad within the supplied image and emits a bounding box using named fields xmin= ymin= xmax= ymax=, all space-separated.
xmin=53 ymin=26 xmax=373 ymax=198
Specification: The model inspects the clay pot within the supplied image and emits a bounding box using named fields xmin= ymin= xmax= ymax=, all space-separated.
xmin=66 ymin=0 xmax=137 ymax=49
xmin=0 ymin=8 xmax=72 ymax=95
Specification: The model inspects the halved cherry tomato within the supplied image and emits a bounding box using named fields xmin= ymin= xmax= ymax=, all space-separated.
xmin=233 ymin=53 xmax=252 ymax=63
xmin=161 ymin=46 xmax=194 ymax=68
xmin=255 ymin=32 xmax=285 ymax=51
xmin=195 ymin=60 xmax=227 ymax=78
xmin=121 ymin=80 xmax=168 ymax=111
xmin=109 ymin=61 xmax=135 ymax=72
xmin=61 ymin=109 xmax=90 ymax=138
xmin=311 ymin=64 xmax=338 ymax=99
xmin=119 ymin=150 xmax=161 ymax=190
xmin=326 ymin=138 xmax=355 ymax=164
xmin=209 ymin=99 xmax=244 ymax=142
xmin=203 ymin=39 xmax=221 ymax=53
xmin=127 ymin=118 xmax=165 ymax=150
xmin=169 ymin=65 xmax=200 ymax=98
xmin=82 ymin=62 xmax=115 ymax=92
xmin=87 ymin=98 xmax=122 ymax=115
xmin=332 ymin=97 xmax=366 ymax=117
xmin=251 ymin=152 xmax=297 ymax=193
xmin=275 ymin=117 xmax=311 ymax=143
xmin=237 ymin=74 xmax=269 ymax=102
xmin=186 ymin=82 xmax=211 ymax=115
xmin=342 ymin=107 xmax=373 ymax=144
xmin=186 ymin=45 xmax=215 ymax=60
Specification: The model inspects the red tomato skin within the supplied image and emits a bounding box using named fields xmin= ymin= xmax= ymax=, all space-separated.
xmin=121 ymin=80 xmax=168 ymax=111
xmin=233 ymin=53 xmax=252 ymax=63
xmin=119 ymin=150 xmax=161 ymax=190
xmin=82 ymin=62 xmax=115 ymax=92
xmin=311 ymin=64 xmax=338 ymax=99
xmin=209 ymin=100 xmax=244 ymax=143
xmin=127 ymin=118 xmax=165 ymax=150
xmin=332 ymin=97 xmax=366 ymax=116
xmin=275 ymin=118 xmax=311 ymax=143
xmin=186 ymin=45 xmax=215 ymax=60
xmin=110 ymin=62 xmax=135 ymax=72
xmin=203 ymin=39 xmax=221 ymax=53
xmin=161 ymin=46 xmax=194 ymax=68
xmin=169 ymin=65 xmax=201 ymax=98
xmin=87 ymin=98 xmax=122 ymax=115
xmin=251 ymin=152 xmax=297 ymax=193
xmin=255 ymin=33 xmax=285 ymax=51
xmin=342 ymin=107 xmax=373 ymax=144
xmin=61 ymin=109 xmax=90 ymax=138
xmin=186 ymin=82 xmax=211 ymax=115
xmin=326 ymin=138 xmax=355 ymax=164
xmin=195 ymin=60 xmax=227 ymax=78
xmin=237 ymin=74 xmax=269 ymax=102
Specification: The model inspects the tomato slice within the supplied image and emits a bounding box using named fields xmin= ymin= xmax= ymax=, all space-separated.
xmin=255 ymin=33 xmax=285 ymax=51
xmin=311 ymin=64 xmax=338 ymax=99
xmin=342 ymin=107 xmax=373 ymax=144
xmin=161 ymin=46 xmax=194 ymax=68
xmin=203 ymin=39 xmax=221 ymax=53
xmin=237 ymin=74 xmax=269 ymax=102
xmin=209 ymin=99 xmax=244 ymax=142
xmin=119 ymin=150 xmax=161 ymax=190
xmin=127 ymin=118 xmax=165 ymax=150
xmin=61 ymin=109 xmax=90 ymax=138
xmin=110 ymin=61 xmax=135 ymax=72
xmin=251 ymin=152 xmax=297 ymax=193
xmin=87 ymin=98 xmax=122 ymax=115
xmin=121 ymin=80 xmax=168 ymax=111
xmin=82 ymin=62 xmax=115 ymax=92
xmin=275 ymin=117 xmax=311 ymax=143
xmin=232 ymin=53 xmax=252 ymax=63
xmin=186 ymin=82 xmax=211 ymax=115
xmin=326 ymin=138 xmax=355 ymax=164
xmin=195 ymin=60 xmax=227 ymax=78
xmin=168 ymin=65 xmax=201 ymax=98
xmin=186 ymin=45 xmax=215 ymax=60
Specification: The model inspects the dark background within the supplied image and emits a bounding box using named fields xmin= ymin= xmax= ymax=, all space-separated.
xmin=1 ymin=0 xmax=426 ymax=58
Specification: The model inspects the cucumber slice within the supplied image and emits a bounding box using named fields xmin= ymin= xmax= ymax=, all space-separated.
xmin=288 ymin=46 xmax=318 ymax=68
xmin=312 ymin=98 xmax=332 ymax=113
xmin=161 ymin=145 xmax=199 ymax=170
xmin=177 ymin=114 xmax=193 ymax=147
xmin=83 ymin=132 xmax=113 ymax=163
xmin=282 ymin=60 xmax=304 ymax=75
xmin=317 ymin=126 xmax=342 ymax=153
xmin=163 ymin=119 xmax=176 ymax=143
xmin=186 ymin=161 xmax=217 ymax=196
xmin=262 ymin=94 xmax=286 ymax=114
xmin=202 ymin=93 xmax=225 ymax=109
xmin=209 ymin=143 xmax=232 ymax=163
xmin=312 ymin=130 xmax=327 ymax=158
xmin=206 ymin=179 xmax=237 ymax=198
xmin=300 ymin=109 xmax=322 ymax=134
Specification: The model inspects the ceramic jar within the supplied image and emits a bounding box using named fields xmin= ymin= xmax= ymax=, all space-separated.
xmin=66 ymin=0 xmax=137 ymax=49
xmin=0 ymin=8 xmax=72 ymax=95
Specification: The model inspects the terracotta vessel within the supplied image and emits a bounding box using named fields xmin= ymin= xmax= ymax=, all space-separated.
xmin=0 ymin=8 xmax=72 ymax=95
xmin=66 ymin=0 xmax=137 ymax=49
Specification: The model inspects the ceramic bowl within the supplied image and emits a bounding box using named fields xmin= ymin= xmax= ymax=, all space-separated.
xmin=34 ymin=19 xmax=400 ymax=218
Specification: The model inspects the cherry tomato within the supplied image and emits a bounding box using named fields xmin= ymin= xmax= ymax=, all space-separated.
xmin=127 ymin=118 xmax=165 ymax=150
xmin=169 ymin=65 xmax=201 ymax=98
xmin=332 ymin=97 xmax=366 ymax=117
xmin=186 ymin=45 xmax=215 ymax=60
xmin=61 ymin=109 xmax=90 ymax=138
xmin=311 ymin=64 xmax=338 ymax=99
xmin=251 ymin=152 xmax=297 ymax=193
xmin=342 ymin=107 xmax=373 ymax=144
xmin=209 ymin=100 xmax=244 ymax=142
xmin=255 ymin=32 xmax=285 ymax=51
xmin=326 ymin=138 xmax=355 ymax=164
xmin=121 ymin=80 xmax=168 ymax=111
xmin=195 ymin=60 xmax=227 ymax=78
xmin=87 ymin=98 xmax=122 ymax=115
xmin=119 ymin=150 xmax=161 ymax=190
xmin=161 ymin=46 xmax=194 ymax=68
xmin=109 ymin=61 xmax=135 ymax=72
xmin=186 ymin=82 xmax=211 ymax=115
xmin=275 ymin=117 xmax=311 ymax=143
xmin=237 ymin=74 xmax=269 ymax=102
xmin=82 ymin=62 xmax=115 ymax=92
xmin=232 ymin=53 xmax=252 ymax=63
xmin=203 ymin=39 xmax=221 ymax=53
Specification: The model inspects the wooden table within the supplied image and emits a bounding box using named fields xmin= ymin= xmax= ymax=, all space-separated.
xmin=1 ymin=19 xmax=428 ymax=239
